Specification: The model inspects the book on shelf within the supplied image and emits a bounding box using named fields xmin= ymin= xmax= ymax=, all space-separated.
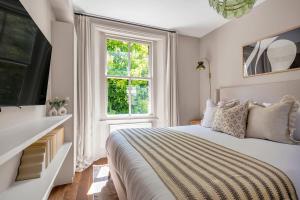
xmin=30 ymin=139 xmax=51 ymax=167
xmin=16 ymin=126 xmax=65 ymax=181
xmin=23 ymin=145 xmax=46 ymax=154
xmin=23 ymin=145 xmax=48 ymax=167
xmin=16 ymin=153 xmax=46 ymax=181
xmin=16 ymin=172 xmax=43 ymax=181
xmin=18 ymin=162 xmax=45 ymax=175
xmin=21 ymin=152 xmax=46 ymax=165
xmin=51 ymin=127 xmax=64 ymax=151
xmin=41 ymin=134 xmax=56 ymax=161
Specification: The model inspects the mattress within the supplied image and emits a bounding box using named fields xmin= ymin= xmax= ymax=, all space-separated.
xmin=106 ymin=125 xmax=300 ymax=200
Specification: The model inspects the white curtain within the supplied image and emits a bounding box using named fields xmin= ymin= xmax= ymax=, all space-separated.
xmin=164 ymin=32 xmax=179 ymax=127
xmin=75 ymin=15 xmax=96 ymax=172
xmin=75 ymin=16 xmax=178 ymax=170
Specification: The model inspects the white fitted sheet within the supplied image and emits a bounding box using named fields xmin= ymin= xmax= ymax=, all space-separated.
xmin=106 ymin=125 xmax=300 ymax=200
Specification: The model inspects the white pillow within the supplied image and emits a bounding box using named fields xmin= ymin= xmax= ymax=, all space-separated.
xmin=218 ymin=99 xmax=239 ymax=107
xmin=201 ymin=99 xmax=217 ymax=128
xmin=262 ymin=103 xmax=272 ymax=107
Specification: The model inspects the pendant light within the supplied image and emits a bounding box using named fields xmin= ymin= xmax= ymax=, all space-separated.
xmin=209 ymin=0 xmax=256 ymax=19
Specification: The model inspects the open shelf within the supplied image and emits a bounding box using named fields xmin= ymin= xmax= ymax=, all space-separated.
xmin=0 ymin=115 xmax=72 ymax=166
xmin=0 ymin=142 xmax=72 ymax=200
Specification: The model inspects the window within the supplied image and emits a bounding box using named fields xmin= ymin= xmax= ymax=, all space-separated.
xmin=105 ymin=37 xmax=153 ymax=117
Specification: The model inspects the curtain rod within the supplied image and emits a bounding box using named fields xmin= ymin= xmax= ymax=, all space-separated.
xmin=74 ymin=12 xmax=176 ymax=33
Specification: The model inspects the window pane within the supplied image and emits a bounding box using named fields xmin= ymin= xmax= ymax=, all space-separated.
xmin=107 ymin=78 xmax=129 ymax=115
xmin=131 ymin=80 xmax=149 ymax=114
xmin=106 ymin=39 xmax=128 ymax=76
xmin=130 ymin=42 xmax=149 ymax=77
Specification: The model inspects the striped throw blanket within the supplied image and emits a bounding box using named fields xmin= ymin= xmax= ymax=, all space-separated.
xmin=117 ymin=128 xmax=297 ymax=200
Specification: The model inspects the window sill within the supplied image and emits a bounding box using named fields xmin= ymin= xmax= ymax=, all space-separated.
xmin=99 ymin=115 xmax=157 ymax=122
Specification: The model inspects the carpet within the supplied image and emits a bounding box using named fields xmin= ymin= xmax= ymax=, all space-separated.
xmin=90 ymin=164 xmax=119 ymax=200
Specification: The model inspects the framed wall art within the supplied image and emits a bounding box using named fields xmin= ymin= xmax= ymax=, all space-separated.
xmin=243 ymin=27 xmax=300 ymax=77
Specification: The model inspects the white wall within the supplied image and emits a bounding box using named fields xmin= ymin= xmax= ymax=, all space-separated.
xmin=177 ymin=35 xmax=201 ymax=125
xmin=51 ymin=22 xmax=77 ymax=185
xmin=20 ymin=0 xmax=55 ymax=43
xmin=0 ymin=0 xmax=56 ymax=192
xmin=199 ymin=0 xmax=300 ymax=113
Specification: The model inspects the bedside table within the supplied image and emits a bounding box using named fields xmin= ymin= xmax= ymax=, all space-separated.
xmin=190 ymin=119 xmax=202 ymax=125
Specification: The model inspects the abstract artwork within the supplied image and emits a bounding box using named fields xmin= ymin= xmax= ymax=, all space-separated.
xmin=243 ymin=27 xmax=300 ymax=77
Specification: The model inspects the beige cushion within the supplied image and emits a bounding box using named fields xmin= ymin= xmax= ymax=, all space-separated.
xmin=280 ymin=95 xmax=300 ymax=143
xmin=212 ymin=102 xmax=249 ymax=138
xmin=202 ymin=99 xmax=239 ymax=128
xmin=246 ymin=101 xmax=295 ymax=144
xmin=295 ymin=110 xmax=300 ymax=140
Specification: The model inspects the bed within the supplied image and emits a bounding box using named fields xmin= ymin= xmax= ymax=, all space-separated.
xmin=106 ymin=80 xmax=300 ymax=200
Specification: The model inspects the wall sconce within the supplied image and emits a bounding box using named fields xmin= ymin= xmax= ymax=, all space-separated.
xmin=196 ymin=59 xmax=212 ymax=99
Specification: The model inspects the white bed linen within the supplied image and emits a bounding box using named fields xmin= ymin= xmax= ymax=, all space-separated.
xmin=106 ymin=125 xmax=300 ymax=200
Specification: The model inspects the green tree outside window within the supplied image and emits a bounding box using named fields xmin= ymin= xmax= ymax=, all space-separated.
xmin=106 ymin=38 xmax=151 ymax=115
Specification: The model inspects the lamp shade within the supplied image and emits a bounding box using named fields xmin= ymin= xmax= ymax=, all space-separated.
xmin=209 ymin=0 xmax=256 ymax=19
xmin=196 ymin=61 xmax=206 ymax=71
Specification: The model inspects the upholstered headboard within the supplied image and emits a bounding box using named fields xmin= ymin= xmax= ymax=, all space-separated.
xmin=219 ymin=80 xmax=300 ymax=103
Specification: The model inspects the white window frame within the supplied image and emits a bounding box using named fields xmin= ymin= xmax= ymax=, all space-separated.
xmin=103 ymin=34 xmax=155 ymax=119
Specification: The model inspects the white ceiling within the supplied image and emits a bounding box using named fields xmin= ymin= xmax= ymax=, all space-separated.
xmin=72 ymin=0 xmax=265 ymax=38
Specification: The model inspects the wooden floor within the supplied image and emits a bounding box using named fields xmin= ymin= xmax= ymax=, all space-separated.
xmin=48 ymin=158 xmax=108 ymax=200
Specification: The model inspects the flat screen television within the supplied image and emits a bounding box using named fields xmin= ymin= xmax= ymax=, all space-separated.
xmin=0 ymin=0 xmax=52 ymax=106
